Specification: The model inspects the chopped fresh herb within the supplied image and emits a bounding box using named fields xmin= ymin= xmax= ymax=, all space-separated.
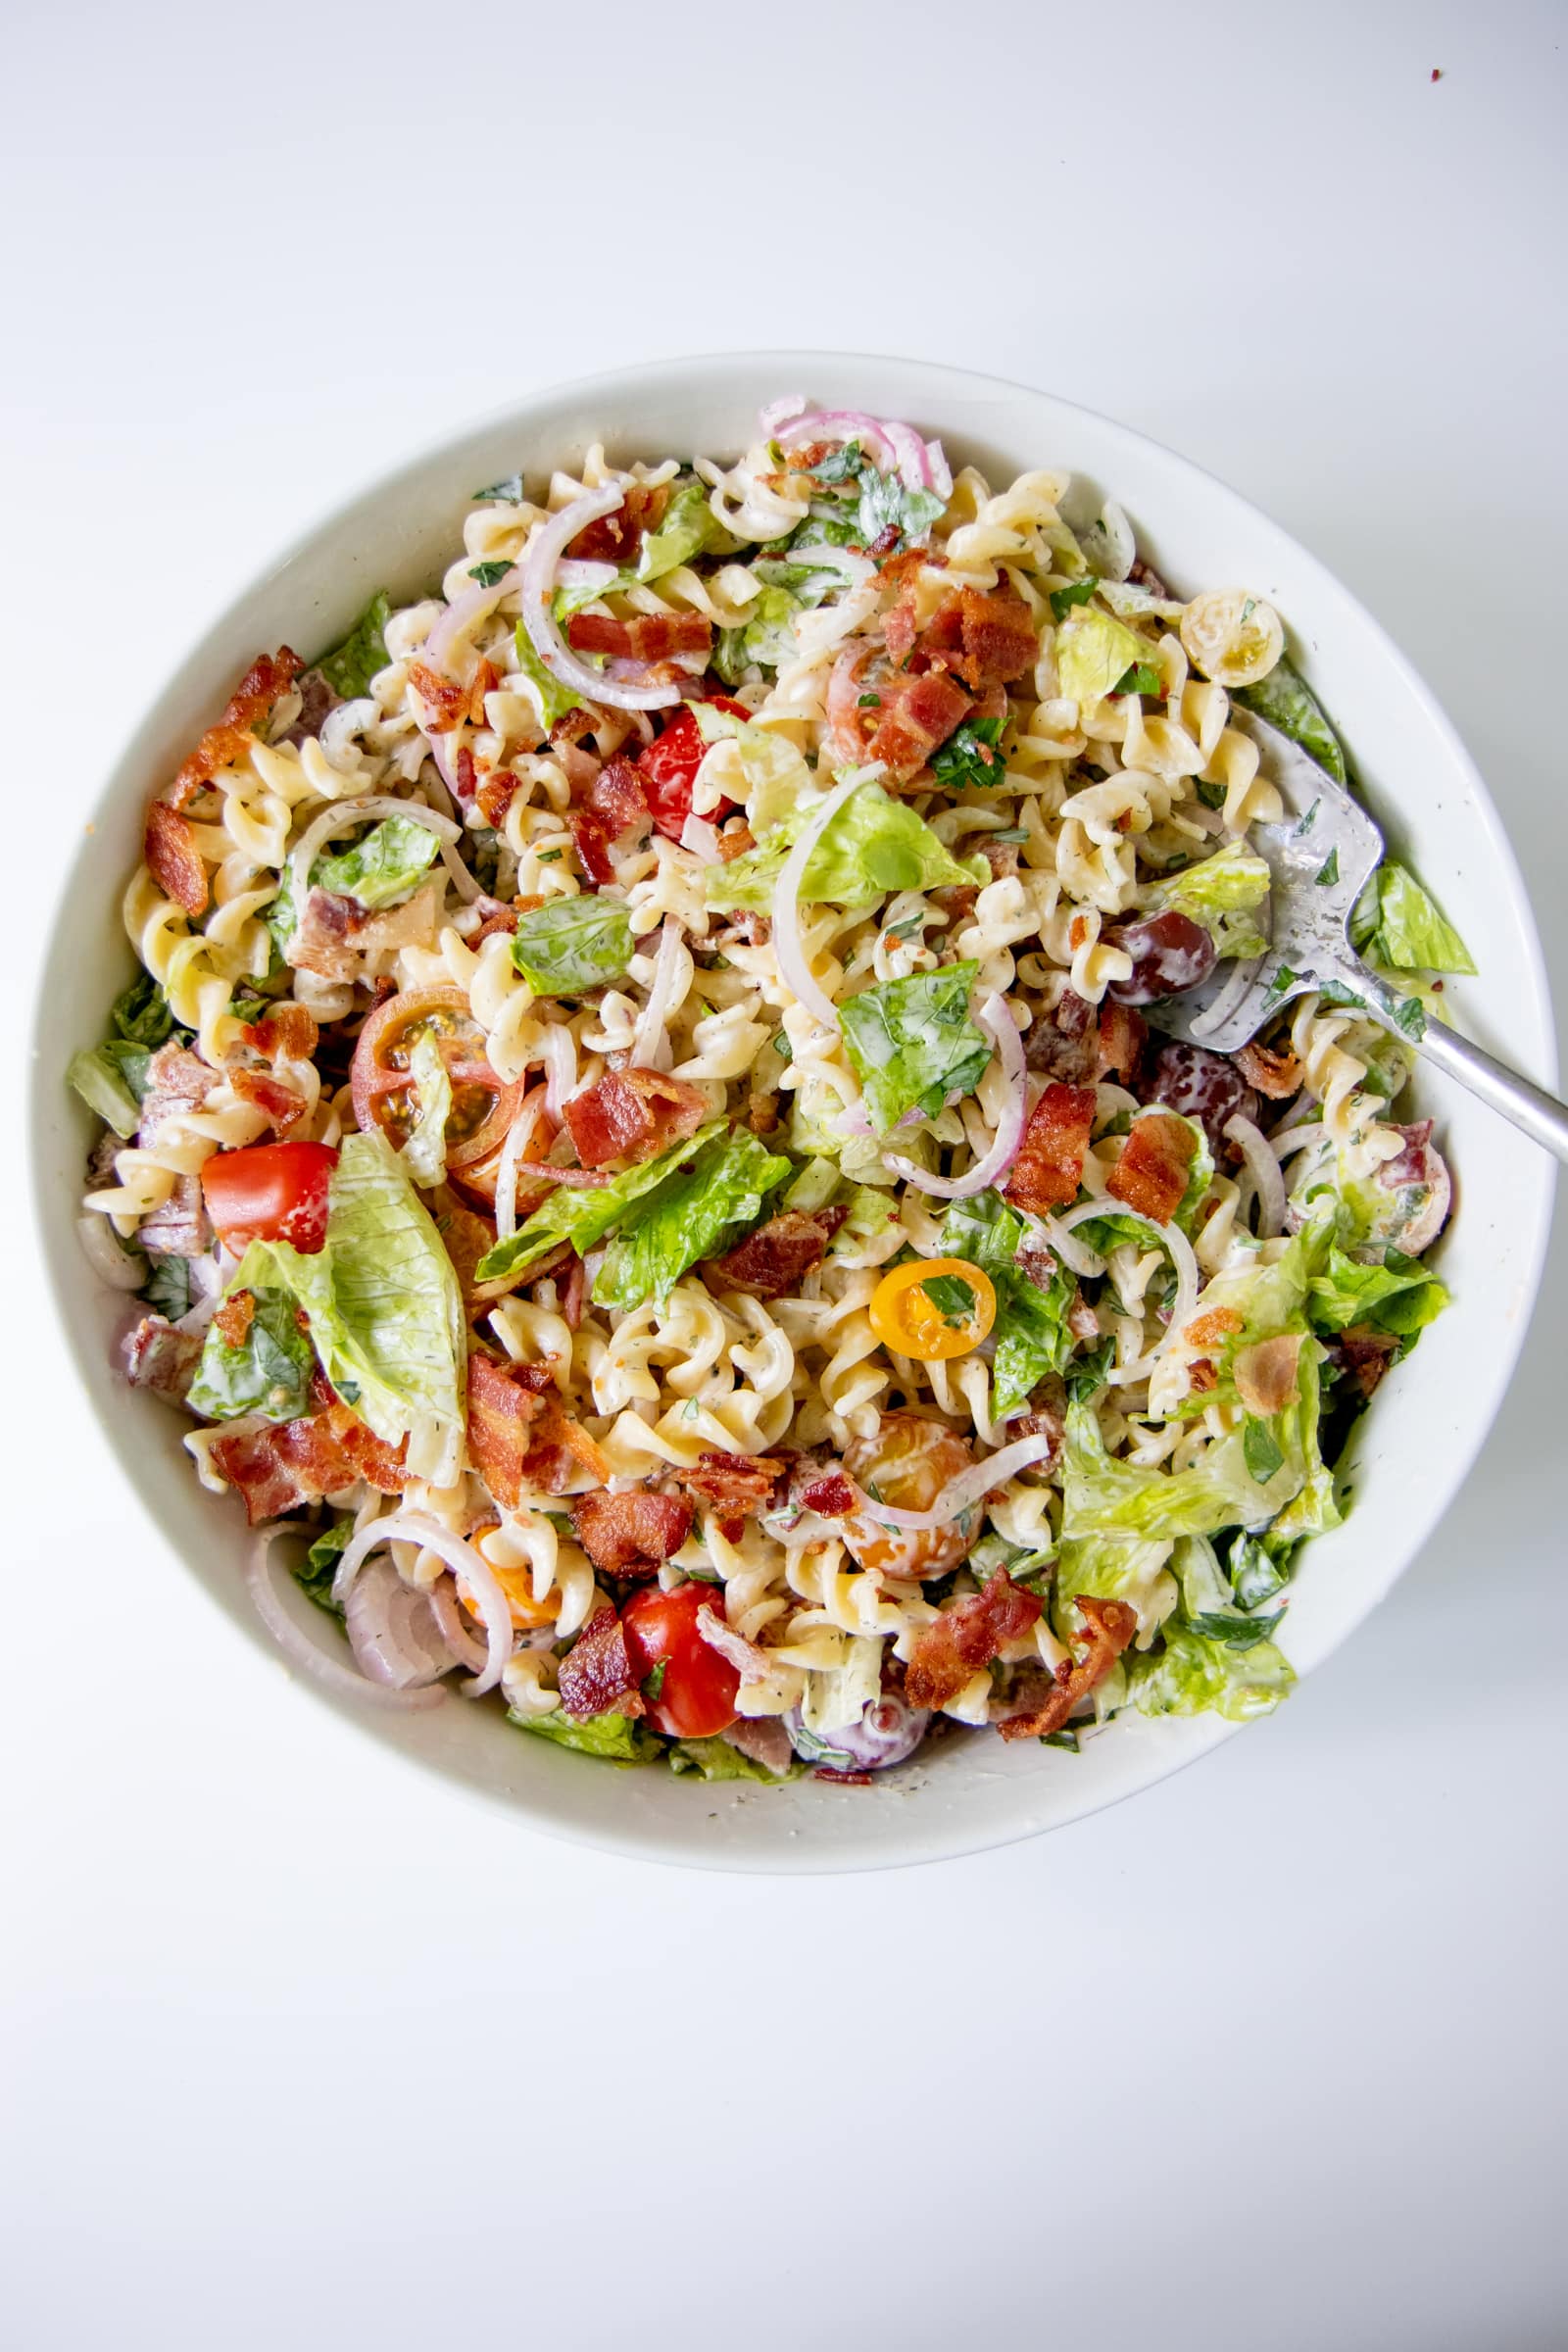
xmin=771 ymin=1032 xmax=793 ymax=1061
xmin=1041 ymin=1728 xmax=1081 ymax=1752
xmin=1242 ymin=598 xmax=1255 ymax=621
xmin=930 ymin=714 xmax=1005 ymax=791
xmin=1315 ymin=849 xmax=1340 ymax=887
xmin=641 ymin=1659 xmax=668 ymax=1701
xmin=467 ymin=560 xmax=513 ymax=587
xmin=1111 ymin=660 xmax=1163 ymax=699
xmin=313 ymin=591 xmax=392 ymax=702
xmin=297 ymin=1520 xmax=351 ymax=1615
xmin=1390 ymin=994 xmax=1427 ymax=1041
xmin=920 ymin=1272 xmax=978 ymax=1327
xmin=1066 ymin=1335 xmax=1114 ymax=1402
xmin=988 ymin=827 xmax=1029 ymax=844
xmin=1196 ymin=778 xmax=1226 ymax=810
xmin=1316 ymin=977 xmax=1365 ymax=1009
xmin=473 ymin=473 xmax=524 ymax=503
xmin=885 ymin=915 xmax=927 ymax=941
xmin=1296 ymin=800 xmax=1321 ymax=836
xmin=538 ymin=849 xmax=563 ymax=863
xmin=1243 ymin=1416 xmax=1285 ymax=1484
xmin=1187 ymin=1608 xmax=1284 ymax=1651
xmin=1050 ymin=576 xmax=1100 ymax=623
xmin=1264 ymin=964 xmax=1298 ymax=1000
xmin=858 ymin=691 xmax=882 ymax=708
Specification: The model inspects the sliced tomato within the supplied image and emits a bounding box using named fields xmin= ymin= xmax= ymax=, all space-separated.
xmin=621 ymin=1581 xmax=739 ymax=1740
xmin=350 ymin=984 xmax=526 ymax=1171
xmin=201 ymin=1141 xmax=338 ymax=1254
xmin=635 ymin=696 xmax=750 ymax=841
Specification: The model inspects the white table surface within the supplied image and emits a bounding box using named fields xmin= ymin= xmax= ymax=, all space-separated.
xmin=4 ymin=6 xmax=1564 ymax=2346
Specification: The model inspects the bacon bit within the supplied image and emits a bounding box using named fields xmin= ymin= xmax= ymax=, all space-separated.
xmin=679 ymin=1452 xmax=786 ymax=1541
xmin=801 ymin=1469 xmax=857 ymax=1518
xmin=214 ymin=1290 xmax=256 ymax=1349
xmin=929 ymin=882 xmax=978 ymax=930
xmin=564 ymin=481 xmax=669 ymax=565
xmin=1097 ymin=1000 xmax=1147 ymax=1084
xmin=562 ymin=1252 xmax=587 ymax=1330
xmin=569 ymin=754 xmax=650 ymax=885
xmin=121 ymin=1314 xmax=202 ymax=1403
xmin=905 ymin=1572 xmax=1043 ymax=1712
xmin=747 ymin=1096 xmax=779 ymax=1137
xmin=469 ymin=897 xmax=521 ymax=945
xmin=995 ymin=1595 xmax=1138 ymax=1741
xmin=1068 ymin=914 xmax=1089 ymax=952
xmin=571 ymin=1489 xmax=694 ymax=1576
xmin=1066 ymin=1292 xmax=1101 ymax=1344
xmin=1187 ymin=1357 xmax=1218 ymax=1395
xmin=322 ymin=1401 xmax=410 ymax=1494
xmin=170 ymin=648 xmax=302 ymax=809
xmin=1004 ymin=1083 xmax=1097 ymax=1216
xmin=866 ymin=669 xmax=972 ymax=781
xmin=208 ymin=1408 xmax=362 ymax=1526
xmin=1332 ymin=1324 xmax=1399 ymax=1401
xmin=1183 ymin=1305 xmax=1244 ymax=1348
xmin=566 ymin=612 xmax=712 ymax=663
xmin=466 ymin=657 xmax=500 ymax=726
xmin=286 ymin=882 xmax=437 ymax=983
xmin=563 ymin=1067 xmax=710 ymax=1170
xmin=144 ymin=800 xmax=209 ymax=917
xmin=1234 ymin=1039 xmax=1303 ymax=1099
xmin=408 ymin=660 xmax=468 ymax=731
xmin=522 ymin=1393 xmax=610 ymax=1494
xmin=137 ymin=1045 xmax=213 ymax=1147
xmin=1025 ymin=989 xmax=1099 ymax=1083
xmin=1234 ymin=1334 xmax=1303 ymax=1417
xmin=1008 ymin=1399 xmax=1067 ymax=1473
xmin=815 ymin=1766 xmax=873 ymax=1785
xmin=475 ymin=766 xmax=520 ymax=828
xmin=558 ymin=1607 xmax=645 ymax=1721
xmin=466 ymin=1352 xmax=546 ymax=1511
xmin=230 ymin=1067 xmax=307 ymax=1133
xmin=695 ymin=1604 xmax=772 ymax=1685
xmin=919 ymin=585 xmax=1040 ymax=693
xmin=784 ymin=440 xmax=835 ymax=472
xmin=717 ymin=820 xmax=756 ymax=862
xmin=432 ymin=1189 xmax=500 ymax=1311
xmin=452 ymin=745 xmax=477 ymax=807
xmin=244 ymin=1004 xmax=318 ymax=1063
xmin=703 ymin=1205 xmax=848 ymax=1299
xmin=1105 ymin=1109 xmax=1198 ymax=1224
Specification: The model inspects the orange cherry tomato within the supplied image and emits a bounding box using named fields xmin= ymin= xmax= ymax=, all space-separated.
xmin=840 ymin=1410 xmax=979 ymax=1581
xmin=350 ymin=984 xmax=526 ymax=1173
xmin=868 ymin=1256 xmax=996 ymax=1361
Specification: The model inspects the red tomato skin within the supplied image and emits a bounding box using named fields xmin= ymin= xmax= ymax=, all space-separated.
xmin=621 ymin=1582 xmax=740 ymax=1740
xmin=201 ymin=1141 xmax=338 ymax=1254
xmin=635 ymin=698 xmax=751 ymax=841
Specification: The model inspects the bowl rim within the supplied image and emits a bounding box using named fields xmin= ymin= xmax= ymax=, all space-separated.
xmin=28 ymin=349 xmax=1559 ymax=1874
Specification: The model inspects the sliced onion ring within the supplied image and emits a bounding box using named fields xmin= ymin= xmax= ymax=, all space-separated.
xmin=629 ymin=916 xmax=682 ymax=1072
xmin=423 ymin=569 xmax=519 ymax=674
xmin=848 ymin=1430 xmax=1059 ymax=1534
xmin=773 ymin=768 xmax=876 ymax=1030
xmin=520 ymin=484 xmax=683 ymax=712
xmin=288 ymin=793 xmax=460 ymax=914
xmin=1225 ymin=1111 xmax=1287 ymax=1239
xmin=427 ymin=1578 xmax=491 ymax=1676
xmin=333 ymin=1510 xmax=514 ymax=1697
xmin=494 ymin=1085 xmax=548 ymax=1241
xmin=246 ymin=1529 xmax=445 ymax=1710
xmin=886 ymin=995 xmax=1025 ymax=1200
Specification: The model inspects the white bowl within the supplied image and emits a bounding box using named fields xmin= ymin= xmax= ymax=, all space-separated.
xmin=28 ymin=354 xmax=1558 ymax=1872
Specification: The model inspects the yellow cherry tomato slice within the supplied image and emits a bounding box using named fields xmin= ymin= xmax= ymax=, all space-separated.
xmin=868 ymin=1256 xmax=996 ymax=1361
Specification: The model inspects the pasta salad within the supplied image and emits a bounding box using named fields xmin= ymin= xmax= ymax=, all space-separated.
xmin=71 ymin=395 xmax=1469 ymax=1784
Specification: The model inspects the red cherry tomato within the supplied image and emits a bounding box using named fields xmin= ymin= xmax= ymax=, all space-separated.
xmin=200 ymin=1141 xmax=338 ymax=1254
xmin=621 ymin=1582 xmax=740 ymax=1740
xmin=635 ymin=697 xmax=751 ymax=841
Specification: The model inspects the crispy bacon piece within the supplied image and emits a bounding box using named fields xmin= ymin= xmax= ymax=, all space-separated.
xmin=407 ymin=660 xmax=468 ymax=731
xmin=703 ymin=1205 xmax=848 ymax=1299
xmin=569 ymin=754 xmax=651 ymax=885
xmin=801 ymin=1469 xmax=856 ymax=1516
xmin=571 ymin=1489 xmax=694 ymax=1576
xmin=137 ymin=1045 xmax=212 ymax=1147
xmin=865 ymin=669 xmax=972 ymax=781
xmin=717 ymin=820 xmax=756 ymax=862
xmin=563 ymin=1252 xmax=587 ymax=1330
xmin=324 ymin=1404 xmax=410 ymax=1494
xmin=170 ymin=648 xmax=302 ymax=809
xmin=563 ymin=1066 xmax=709 ymax=1170
xmin=995 ymin=1595 xmax=1138 ymax=1741
xmin=1188 ymin=1357 xmax=1218 ymax=1395
xmin=466 ymin=1352 xmax=543 ymax=1512
xmin=679 ymin=1452 xmax=787 ymax=1541
xmin=286 ymin=882 xmax=437 ymax=983
xmin=1331 ymin=1324 xmax=1399 ymax=1401
xmin=1105 ymin=1108 xmax=1198 ymax=1224
xmin=1004 ymin=1083 xmax=1097 ymax=1215
xmin=1234 ymin=1334 xmax=1303 ymax=1417
xmin=214 ymin=1289 xmax=256 ymax=1349
xmin=520 ymin=1392 xmax=610 ymax=1495
xmin=558 ymin=1606 xmax=645 ymax=1721
xmin=1008 ymin=1395 xmax=1067 ymax=1474
xmin=244 ymin=1004 xmax=318 ymax=1063
xmin=914 ymin=585 xmax=1039 ymax=692
xmin=566 ymin=612 xmax=711 ymax=663
xmin=564 ymin=482 xmax=668 ymax=565
xmin=432 ymin=1188 xmax=501 ymax=1312
xmin=137 ymin=1173 xmax=211 ymax=1258
xmin=904 ymin=1572 xmax=1043 ymax=1713
xmin=1234 ymin=1039 xmax=1303 ymax=1099
xmin=208 ymin=1410 xmax=362 ymax=1526
xmin=466 ymin=657 xmax=501 ymax=725
xmin=1183 ymin=1305 xmax=1243 ymax=1348
xmin=1025 ymin=988 xmax=1099 ymax=1083
xmin=230 ymin=1067 xmax=307 ymax=1133
xmin=122 ymin=1314 xmax=202 ymax=1404
xmin=475 ymin=766 xmax=520 ymax=828
xmin=145 ymin=800 xmax=209 ymax=917
xmin=1097 ymin=1000 xmax=1147 ymax=1085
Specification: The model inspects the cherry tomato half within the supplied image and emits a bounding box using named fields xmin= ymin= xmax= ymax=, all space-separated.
xmin=839 ymin=1410 xmax=979 ymax=1582
xmin=201 ymin=1140 xmax=338 ymax=1254
xmin=635 ymin=697 xmax=751 ymax=841
xmin=621 ymin=1581 xmax=739 ymax=1740
xmin=350 ymin=985 xmax=526 ymax=1172
xmin=868 ymin=1256 xmax=997 ymax=1361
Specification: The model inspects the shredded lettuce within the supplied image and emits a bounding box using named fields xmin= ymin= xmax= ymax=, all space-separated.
xmin=68 ymin=1047 xmax=142 ymax=1139
xmin=593 ymin=1128 xmax=791 ymax=1311
xmin=839 ymin=961 xmax=991 ymax=1135
xmin=636 ymin=480 xmax=716 ymax=582
xmin=476 ymin=1119 xmax=726 ymax=1285
xmin=667 ymin=1737 xmax=803 ymax=1782
xmin=1055 ymin=609 xmax=1155 ymax=708
xmin=1353 ymin=860 xmax=1476 ymax=976
xmin=713 ymin=555 xmax=843 ymax=683
xmin=783 ymin=1161 xmax=897 ymax=1255
xmin=69 ymin=976 xmax=181 ymax=1136
xmin=1127 ymin=1620 xmax=1295 ymax=1721
xmin=313 ymin=591 xmax=392 ymax=701
xmin=1233 ymin=653 xmax=1347 ymax=785
xmin=1307 ymin=1243 xmax=1449 ymax=1339
xmin=1145 ymin=845 xmax=1272 ymax=961
xmin=311 ymin=815 xmax=441 ymax=912
xmin=510 ymin=1708 xmax=660 ymax=1765
xmin=1060 ymin=1392 xmax=1314 ymax=1543
xmin=690 ymin=703 xmax=814 ymax=834
xmin=187 ymin=1269 xmax=317 ymax=1424
xmin=705 ymin=774 xmax=984 ymax=915
xmin=111 ymin=973 xmax=176 ymax=1050
xmin=940 ymin=1189 xmax=1074 ymax=1418
xmin=510 ymin=898 xmax=633 ymax=996
xmin=400 ymin=1028 xmax=452 ymax=1190
xmin=1053 ymin=1532 xmax=1177 ymax=1647
xmin=514 ymin=618 xmax=585 ymax=730
xmin=297 ymin=1519 xmax=351 ymax=1615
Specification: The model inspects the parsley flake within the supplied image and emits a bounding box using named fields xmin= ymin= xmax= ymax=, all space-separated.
xmin=1049 ymin=576 xmax=1099 ymax=623
xmin=920 ymin=1272 xmax=978 ymax=1327
xmin=1315 ymin=849 xmax=1340 ymax=887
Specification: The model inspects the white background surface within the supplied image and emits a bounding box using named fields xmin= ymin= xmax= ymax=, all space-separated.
xmin=4 ymin=6 xmax=1564 ymax=2346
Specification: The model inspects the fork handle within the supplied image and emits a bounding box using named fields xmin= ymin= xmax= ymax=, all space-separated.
xmin=1323 ymin=951 xmax=1568 ymax=1164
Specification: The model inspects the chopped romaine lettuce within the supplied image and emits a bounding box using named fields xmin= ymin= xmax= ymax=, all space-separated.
xmin=400 ymin=1027 xmax=452 ymax=1190
xmin=111 ymin=973 xmax=176 ymax=1049
xmin=690 ymin=703 xmax=813 ymax=834
xmin=1354 ymin=860 xmax=1476 ymax=976
xmin=68 ymin=1047 xmax=142 ymax=1139
xmin=593 ymin=1128 xmax=790 ymax=1311
xmin=1127 ymin=1620 xmax=1295 ymax=1720
xmin=313 ymin=591 xmax=392 ymax=701
xmin=476 ymin=1120 xmax=725 ymax=1285
xmin=803 ymin=441 xmax=945 ymax=549
xmin=1145 ymin=845 xmax=1272 ymax=961
xmin=1055 ymin=609 xmax=1155 ymax=709
xmin=940 ymin=1188 xmax=1074 ymax=1418
xmin=782 ymin=1160 xmax=896 ymax=1255
xmin=297 ymin=1519 xmax=351 ymax=1615
xmin=509 ymin=1707 xmax=660 ymax=1764
xmin=838 ymin=961 xmax=990 ymax=1135
xmin=70 ymin=976 xmax=182 ymax=1135
xmin=187 ymin=1269 xmax=316 ymax=1424
xmin=1307 ymin=1243 xmax=1449 ymax=1339
xmin=636 ymin=480 xmax=715 ymax=582
xmin=1053 ymin=1532 xmax=1178 ymax=1645
xmin=1233 ymin=654 xmax=1347 ymax=784
xmin=312 ymin=816 xmax=441 ymax=912
xmin=705 ymin=773 xmax=984 ymax=915
xmin=511 ymin=898 xmax=633 ymax=995
xmin=514 ymin=618 xmax=585 ymax=730
xmin=1060 ymin=1390 xmax=1315 ymax=1543
xmin=667 ymin=1737 xmax=802 ymax=1782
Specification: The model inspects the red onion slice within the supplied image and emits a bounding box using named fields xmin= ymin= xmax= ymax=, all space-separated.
xmin=629 ymin=916 xmax=682 ymax=1072
xmin=773 ymin=769 xmax=873 ymax=1031
xmin=776 ymin=410 xmax=896 ymax=470
xmin=680 ymin=813 xmax=721 ymax=860
xmin=881 ymin=419 xmax=934 ymax=493
xmin=774 ymin=408 xmax=949 ymax=500
xmin=422 ymin=570 xmax=519 ymax=674
xmin=520 ymin=484 xmax=683 ymax=712
xmin=539 ymin=1026 xmax=577 ymax=1123
xmin=848 ymin=1430 xmax=1059 ymax=1534
xmin=346 ymin=1558 xmax=459 ymax=1688
xmin=760 ymin=394 xmax=809 ymax=434
xmin=428 ymin=1577 xmax=491 ymax=1675
xmin=1224 ymin=1111 xmax=1287 ymax=1239
xmin=333 ymin=1510 xmax=514 ymax=1697
xmin=885 ymin=995 xmax=1025 ymax=1199
xmin=556 ymin=559 xmax=618 ymax=596
xmin=494 ymin=1085 xmax=548 ymax=1240
xmin=246 ymin=1530 xmax=445 ymax=1710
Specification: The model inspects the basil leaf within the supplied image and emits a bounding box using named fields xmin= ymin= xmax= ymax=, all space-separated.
xmin=467 ymin=560 xmax=513 ymax=587
xmin=920 ymin=1272 xmax=977 ymax=1325
xmin=1242 ymin=1415 xmax=1285 ymax=1484
xmin=1049 ymin=576 xmax=1099 ymax=622
xmin=838 ymin=961 xmax=992 ymax=1134
xmin=1233 ymin=654 xmax=1348 ymax=784
xmin=187 ymin=1280 xmax=316 ymax=1424
xmin=511 ymin=898 xmax=633 ymax=996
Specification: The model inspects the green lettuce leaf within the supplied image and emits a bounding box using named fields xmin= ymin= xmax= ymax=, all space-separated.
xmin=312 ymin=815 xmax=441 ymax=912
xmin=1053 ymin=1532 xmax=1177 ymax=1647
xmin=187 ymin=1270 xmax=316 ymax=1424
xmin=939 ymin=1189 xmax=1074 ymax=1418
xmin=511 ymin=898 xmax=633 ymax=995
xmin=594 ymin=1128 xmax=791 ymax=1311
xmin=475 ymin=1120 xmax=726 ymax=1285
xmin=1060 ymin=1396 xmax=1303 ymax=1542
xmin=509 ymin=1707 xmax=661 ymax=1764
xmin=1356 ymin=860 xmax=1476 ymax=976
xmin=667 ymin=1737 xmax=802 ymax=1782
xmin=839 ymin=960 xmax=991 ymax=1135
xmin=400 ymin=1027 xmax=452 ymax=1190
xmin=1145 ymin=844 xmax=1272 ymax=961
xmin=1233 ymin=654 xmax=1347 ymax=785
xmin=140 ymin=1253 xmax=192 ymax=1320
xmin=297 ymin=1519 xmax=351 ymax=1615
xmin=68 ymin=1047 xmax=143 ymax=1139
xmin=514 ymin=618 xmax=585 ymax=729
xmin=1055 ymin=609 xmax=1155 ymax=708
xmin=705 ymin=775 xmax=984 ymax=916
xmin=690 ymin=703 xmax=814 ymax=834
xmin=803 ymin=441 xmax=945 ymax=550
xmin=111 ymin=973 xmax=176 ymax=1049
xmin=313 ymin=591 xmax=392 ymax=701
xmin=637 ymin=481 xmax=715 ymax=582
xmin=1307 ymin=1243 xmax=1449 ymax=1338
xmin=70 ymin=976 xmax=182 ymax=1135
xmin=1127 ymin=1621 xmax=1296 ymax=1721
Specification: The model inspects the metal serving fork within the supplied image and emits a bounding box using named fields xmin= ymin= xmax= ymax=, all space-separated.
xmin=1148 ymin=709 xmax=1568 ymax=1163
